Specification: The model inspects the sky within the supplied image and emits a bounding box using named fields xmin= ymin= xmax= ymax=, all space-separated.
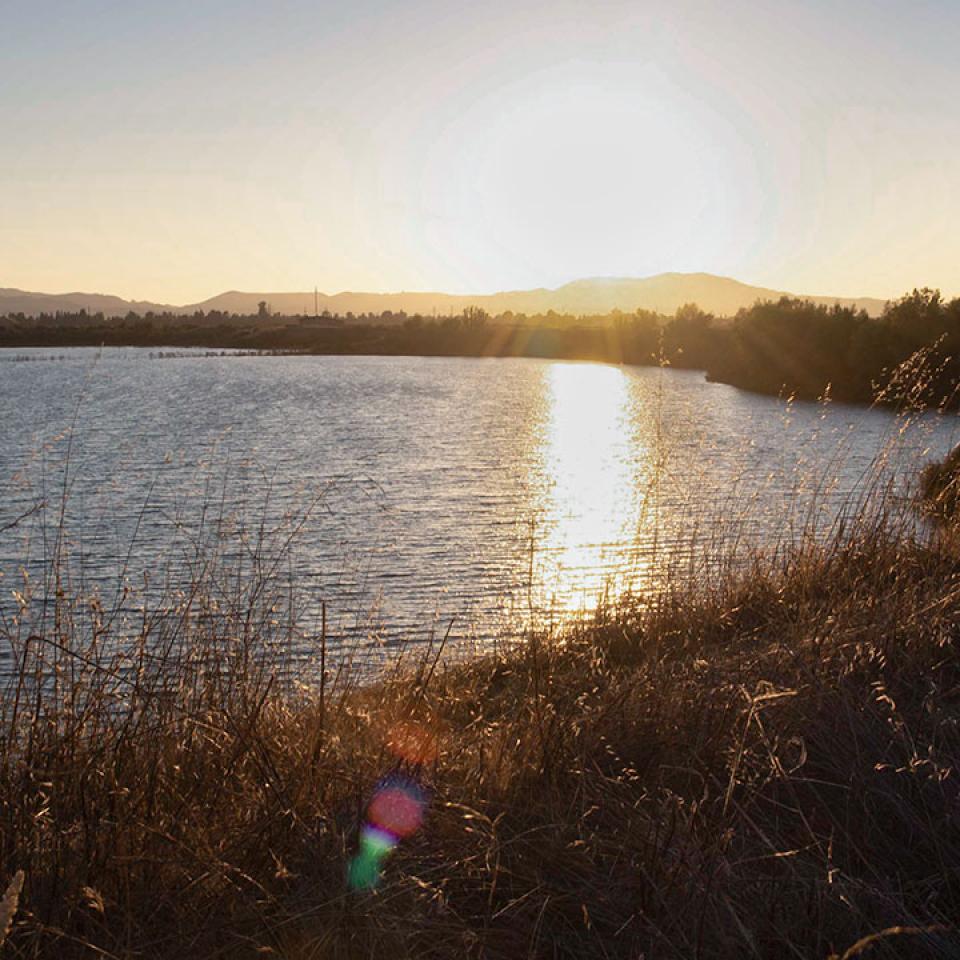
xmin=1 ymin=0 xmax=958 ymax=304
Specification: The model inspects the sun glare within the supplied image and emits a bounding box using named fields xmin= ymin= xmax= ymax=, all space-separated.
xmin=535 ymin=362 xmax=651 ymax=614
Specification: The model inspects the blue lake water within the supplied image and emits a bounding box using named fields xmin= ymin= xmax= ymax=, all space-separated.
xmin=0 ymin=348 xmax=956 ymax=669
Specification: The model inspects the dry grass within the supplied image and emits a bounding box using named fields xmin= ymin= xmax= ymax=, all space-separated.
xmin=920 ymin=443 xmax=960 ymax=520
xmin=0 ymin=500 xmax=958 ymax=959
xmin=1 ymin=345 xmax=958 ymax=958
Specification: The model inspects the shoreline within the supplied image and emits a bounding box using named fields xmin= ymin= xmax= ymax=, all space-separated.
xmin=1 ymin=499 xmax=959 ymax=957
xmin=0 ymin=337 xmax=946 ymax=411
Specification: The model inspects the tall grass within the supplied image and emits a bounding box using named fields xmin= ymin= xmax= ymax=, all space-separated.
xmin=1 ymin=483 xmax=959 ymax=957
xmin=1 ymin=357 xmax=959 ymax=957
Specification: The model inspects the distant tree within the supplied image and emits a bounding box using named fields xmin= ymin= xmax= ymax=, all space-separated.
xmin=883 ymin=288 xmax=953 ymax=347
xmin=462 ymin=306 xmax=489 ymax=330
xmin=258 ymin=301 xmax=269 ymax=318
xmin=663 ymin=303 xmax=717 ymax=368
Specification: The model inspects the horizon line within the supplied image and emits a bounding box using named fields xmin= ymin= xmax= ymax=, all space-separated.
xmin=1 ymin=270 xmax=899 ymax=309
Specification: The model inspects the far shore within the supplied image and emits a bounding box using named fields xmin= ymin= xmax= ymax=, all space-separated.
xmin=4 ymin=287 xmax=960 ymax=408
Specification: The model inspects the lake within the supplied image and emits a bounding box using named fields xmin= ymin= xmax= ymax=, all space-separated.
xmin=1 ymin=349 xmax=956 ymax=670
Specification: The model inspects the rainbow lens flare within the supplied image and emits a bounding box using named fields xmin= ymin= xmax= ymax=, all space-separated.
xmin=348 ymin=773 xmax=428 ymax=891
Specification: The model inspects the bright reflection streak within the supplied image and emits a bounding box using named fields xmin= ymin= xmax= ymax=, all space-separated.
xmin=534 ymin=362 xmax=652 ymax=615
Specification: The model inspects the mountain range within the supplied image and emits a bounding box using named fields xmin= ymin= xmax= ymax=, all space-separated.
xmin=0 ymin=273 xmax=890 ymax=319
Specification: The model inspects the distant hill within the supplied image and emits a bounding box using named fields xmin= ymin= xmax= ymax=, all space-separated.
xmin=1 ymin=273 xmax=889 ymax=319
xmin=189 ymin=274 xmax=888 ymax=317
xmin=0 ymin=288 xmax=178 ymax=317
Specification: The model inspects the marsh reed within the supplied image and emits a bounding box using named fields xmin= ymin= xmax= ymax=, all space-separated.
xmin=0 ymin=359 xmax=959 ymax=958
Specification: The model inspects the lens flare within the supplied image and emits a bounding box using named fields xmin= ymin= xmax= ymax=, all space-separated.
xmin=386 ymin=720 xmax=439 ymax=764
xmin=360 ymin=824 xmax=397 ymax=856
xmin=347 ymin=773 xmax=429 ymax=891
xmin=368 ymin=783 xmax=426 ymax=838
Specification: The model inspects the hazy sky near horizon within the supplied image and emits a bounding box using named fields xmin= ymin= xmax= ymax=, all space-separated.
xmin=1 ymin=0 xmax=958 ymax=304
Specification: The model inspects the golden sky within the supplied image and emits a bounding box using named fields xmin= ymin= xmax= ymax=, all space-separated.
xmin=1 ymin=0 xmax=958 ymax=303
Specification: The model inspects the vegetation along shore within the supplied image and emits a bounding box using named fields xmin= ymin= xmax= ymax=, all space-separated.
xmin=4 ymin=287 xmax=960 ymax=407
xmin=1 ymin=453 xmax=960 ymax=958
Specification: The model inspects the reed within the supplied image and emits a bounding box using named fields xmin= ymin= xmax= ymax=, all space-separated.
xmin=0 ymin=485 xmax=957 ymax=958
xmin=0 ymin=356 xmax=958 ymax=958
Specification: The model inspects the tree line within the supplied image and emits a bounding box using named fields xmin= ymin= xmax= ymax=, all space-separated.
xmin=3 ymin=288 xmax=959 ymax=406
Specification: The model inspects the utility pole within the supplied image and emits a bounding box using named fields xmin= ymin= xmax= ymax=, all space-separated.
xmin=314 ymin=287 xmax=319 ymax=318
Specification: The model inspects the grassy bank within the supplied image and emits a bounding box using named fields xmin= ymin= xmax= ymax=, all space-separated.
xmin=1 ymin=502 xmax=959 ymax=959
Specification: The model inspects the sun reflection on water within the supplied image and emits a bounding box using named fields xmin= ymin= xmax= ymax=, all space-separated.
xmin=533 ymin=362 xmax=655 ymax=616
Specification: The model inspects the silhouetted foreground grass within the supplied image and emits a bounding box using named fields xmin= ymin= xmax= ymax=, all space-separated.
xmin=921 ymin=445 xmax=960 ymax=521
xmin=2 ymin=506 xmax=960 ymax=959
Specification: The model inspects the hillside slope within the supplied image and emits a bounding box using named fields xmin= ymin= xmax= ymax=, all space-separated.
xmin=1 ymin=273 xmax=889 ymax=319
